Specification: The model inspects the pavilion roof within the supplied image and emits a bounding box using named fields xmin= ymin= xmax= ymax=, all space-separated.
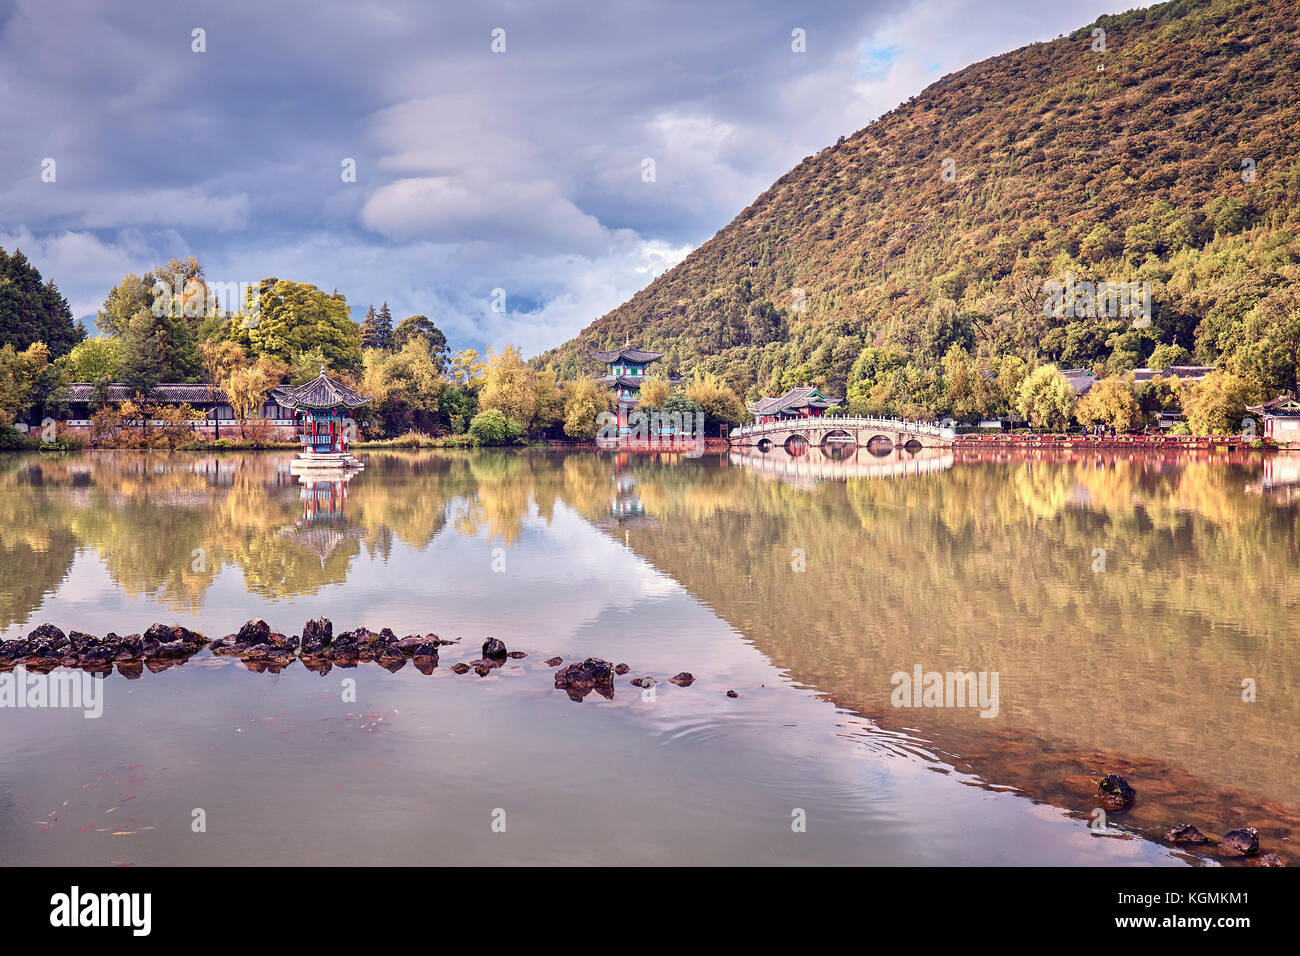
xmin=1247 ymin=393 xmax=1300 ymax=416
xmin=747 ymin=386 xmax=840 ymax=416
xmin=597 ymin=374 xmax=682 ymax=388
xmin=592 ymin=347 xmax=664 ymax=364
xmin=280 ymin=369 xmax=370 ymax=409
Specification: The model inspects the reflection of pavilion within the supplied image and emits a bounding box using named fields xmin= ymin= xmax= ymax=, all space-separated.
xmin=276 ymin=471 xmax=367 ymax=565
xmin=602 ymin=453 xmax=657 ymax=527
xmin=1246 ymin=454 xmax=1300 ymax=506
xmin=730 ymin=443 xmax=954 ymax=488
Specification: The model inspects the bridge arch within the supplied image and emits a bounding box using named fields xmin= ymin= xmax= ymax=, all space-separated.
xmin=819 ymin=428 xmax=855 ymax=448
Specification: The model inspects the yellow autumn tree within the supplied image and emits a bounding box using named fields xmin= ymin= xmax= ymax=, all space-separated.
xmin=479 ymin=345 xmax=535 ymax=430
xmin=562 ymin=379 xmax=612 ymax=440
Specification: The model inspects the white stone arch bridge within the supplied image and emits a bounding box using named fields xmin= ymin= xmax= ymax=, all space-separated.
xmin=729 ymin=416 xmax=956 ymax=451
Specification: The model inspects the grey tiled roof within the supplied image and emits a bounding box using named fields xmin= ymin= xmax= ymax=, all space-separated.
xmin=597 ymin=374 xmax=682 ymax=388
xmin=747 ymin=386 xmax=839 ymax=416
xmin=1130 ymin=365 xmax=1216 ymax=383
xmin=592 ymin=347 xmax=664 ymax=364
xmin=1059 ymin=368 xmax=1097 ymax=396
xmin=60 ymin=383 xmax=296 ymax=405
xmin=280 ymin=371 xmax=370 ymax=409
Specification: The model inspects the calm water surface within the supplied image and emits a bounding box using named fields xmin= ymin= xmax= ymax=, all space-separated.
xmin=1 ymin=446 xmax=1297 ymax=865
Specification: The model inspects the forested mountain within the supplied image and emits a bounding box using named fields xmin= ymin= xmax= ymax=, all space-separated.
xmin=540 ymin=0 xmax=1300 ymax=405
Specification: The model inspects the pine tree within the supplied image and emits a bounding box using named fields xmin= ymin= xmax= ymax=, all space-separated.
xmin=376 ymin=302 xmax=394 ymax=351
xmin=0 ymin=247 xmax=86 ymax=358
xmin=359 ymin=304 xmax=381 ymax=351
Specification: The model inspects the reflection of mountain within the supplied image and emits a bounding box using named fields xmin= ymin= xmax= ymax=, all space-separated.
xmin=586 ymin=452 xmax=1300 ymax=855
xmin=5 ymin=446 xmax=1300 ymax=855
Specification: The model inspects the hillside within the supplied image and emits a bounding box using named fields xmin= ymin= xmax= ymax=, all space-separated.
xmin=539 ymin=0 xmax=1300 ymax=404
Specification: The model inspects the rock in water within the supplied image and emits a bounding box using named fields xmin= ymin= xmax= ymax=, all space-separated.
xmin=629 ymin=676 xmax=656 ymax=688
xmin=1219 ymin=827 xmax=1259 ymax=857
xmin=302 ymin=617 xmax=333 ymax=651
xmin=396 ymin=636 xmax=437 ymax=657
xmin=614 ymin=663 xmax=630 ymax=675
xmin=554 ymin=658 xmax=614 ymax=689
xmin=1255 ymin=852 xmax=1285 ymax=867
xmin=482 ymin=638 xmax=508 ymax=660
xmin=1097 ymin=773 xmax=1135 ymax=811
xmin=237 ymin=619 xmax=272 ymax=646
xmin=26 ymin=623 xmax=67 ymax=647
xmin=1167 ymin=824 xmax=1210 ymax=844
xmin=726 ymin=689 xmax=740 ymax=698
xmin=669 ymin=672 xmax=695 ymax=687
xmin=545 ymin=657 xmax=563 ymax=667
xmin=450 ymin=663 xmax=471 ymax=674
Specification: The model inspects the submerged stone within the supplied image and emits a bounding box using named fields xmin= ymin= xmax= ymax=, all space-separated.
xmin=1167 ymin=824 xmax=1210 ymax=844
xmin=1097 ymin=773 xmax=1135 ymax=811
xmin=1219 ymin=827 xmax=1259 ymax=857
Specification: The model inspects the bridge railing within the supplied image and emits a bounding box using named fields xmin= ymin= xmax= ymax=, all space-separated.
xmin=730 ymin=415 xmax=956 ymax=441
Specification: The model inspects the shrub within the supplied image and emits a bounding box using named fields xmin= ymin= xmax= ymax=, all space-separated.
xmin=468 ymin=409 xmax=523 ymax=445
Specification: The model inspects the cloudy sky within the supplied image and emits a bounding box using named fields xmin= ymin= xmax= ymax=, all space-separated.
xmin=0 ymin=0 xmax=1125 ymax=357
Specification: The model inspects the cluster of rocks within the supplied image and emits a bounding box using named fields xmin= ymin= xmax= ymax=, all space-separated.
xmin=207 ymin=617 xmax=458 ymax=675
xmin=0 ymin=623 xmax=207 ymax=678
xmin=0 ymin=621 xmax=715 ymax=702
xmin=1096 ymin=773 xmax=1285 ymax=866
xmin=545 ymin=657 xmax=703 ymax=701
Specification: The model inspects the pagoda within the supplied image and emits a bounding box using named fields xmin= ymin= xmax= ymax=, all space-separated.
xmin=592 ymin=344 xmax=678 ymax=433
xmin=1247 ymin=392 xmax=1300 ymax=446
xmin=280 ymin=366 xmax=370 ymax=473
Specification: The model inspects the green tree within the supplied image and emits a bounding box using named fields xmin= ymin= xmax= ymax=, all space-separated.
xmin=120 ymin=308 xmax=201 ymax=390
xmin=0 ymin=248 xmax=85 ymax=357
xmin=1242 ymin=281 xmax=1300 ymax=393
xmin=0 ymin=342 xmax=54 ymax=426
xmin=1017 ymin=365 xmax=1076 ymax=431
xmin=1147 ymin=342 xmax=1191 ymax=371
xmin=468 ymin=408 xmax=523 ymax=445
xmin=685 ymin=374 xmax=746 ymax=429
xmin=391 ymin=315 xmax=448 ymax=367
xmin=1074 ymin=375 xmax=1140 ymax=432
xmin=1181 ymin=371 xmax=1258 ymax=436
xmin=64 ymin=336 xmax=122 ymax=383
xmin=940 ymin=345 xmax=993 ymax=422
xmin=360 ymin=339 xmax=447 ymax=435
xmin=239 ymin=279 xmax=362 ymax=371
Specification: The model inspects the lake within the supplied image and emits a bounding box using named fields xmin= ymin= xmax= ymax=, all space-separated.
xmin=1 ymin=445 xmax=1297 ymax=865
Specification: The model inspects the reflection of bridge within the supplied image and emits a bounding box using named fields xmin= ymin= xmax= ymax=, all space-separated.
xmin=730 ymin=416 xmax=956 ymax=450
xmin=731 ymin=445 xmax=955 ymax=487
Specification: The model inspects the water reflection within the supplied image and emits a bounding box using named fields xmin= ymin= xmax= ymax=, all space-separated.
xmin=2 ymin=446 xmax=1299 ymax=861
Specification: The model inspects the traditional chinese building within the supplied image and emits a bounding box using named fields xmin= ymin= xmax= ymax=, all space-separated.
xmin=1247 ymin=393 xmax=1300 ymax=446
xmin=747 ymin=386 xmax=840 ymax=424
xmin=25 ymin=383 xmax=298 ymax=439
xmin=592 ymin=345 xmax=678 ymax=432
xmin=279 ymin=367 xmax=370 ymax=469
